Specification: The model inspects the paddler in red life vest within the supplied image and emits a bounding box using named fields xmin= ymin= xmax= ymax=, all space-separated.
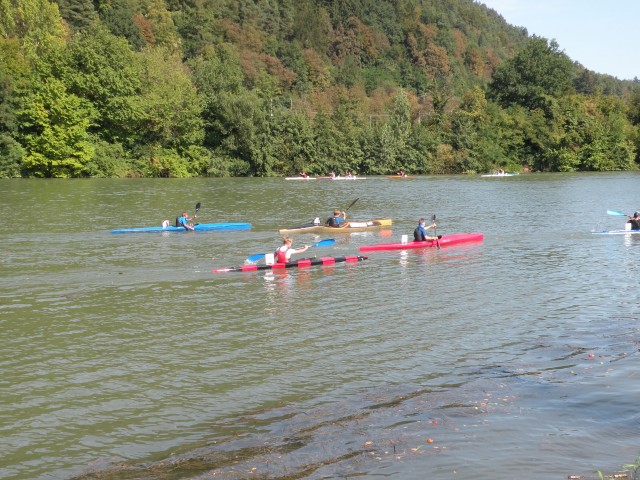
xmin=275 ymin=236 xmax=309 ymax=263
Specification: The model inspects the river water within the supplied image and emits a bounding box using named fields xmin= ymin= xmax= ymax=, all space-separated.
xmin=1 ymin=173 xmax=640 ymax=480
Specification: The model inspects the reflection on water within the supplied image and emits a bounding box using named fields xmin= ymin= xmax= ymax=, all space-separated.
xmin=2 ymin=174 xmax=640 ymax=480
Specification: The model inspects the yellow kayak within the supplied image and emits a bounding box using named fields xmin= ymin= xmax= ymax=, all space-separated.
xmin=279 ymin=218 xmax=393 ymax=234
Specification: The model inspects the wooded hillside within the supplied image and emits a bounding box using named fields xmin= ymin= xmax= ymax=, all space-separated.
xmin=1 ymin=0 xmax=639 ymax=177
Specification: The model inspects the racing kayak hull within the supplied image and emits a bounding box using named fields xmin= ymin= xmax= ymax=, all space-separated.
xmin=110 ymin=222 xmax=252 ymax=233
xmin=212 ymin=255 xmax=368 ymax=273
xmin=279 ymin=218 xmax=392 ymax=234
xmin=481 ymin=173 xmax=518 ymax=177
xmin=592 ymin=229 xmax=640 ymax=235
xmin=359 ymin=232 xmax=484 ymax=252
xmin=316 ymin=176 xmax=366 ymax=180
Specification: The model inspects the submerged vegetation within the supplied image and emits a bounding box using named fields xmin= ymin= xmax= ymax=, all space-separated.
xmin=1 ymin=0 xmax=640 ymax=178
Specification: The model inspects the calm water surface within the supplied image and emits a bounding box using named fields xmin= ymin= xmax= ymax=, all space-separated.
xmin=1 ymin=174 xmax=640 ymax=480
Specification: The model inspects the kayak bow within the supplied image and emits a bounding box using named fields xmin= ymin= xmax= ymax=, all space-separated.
xmin=212 ymin=255 xmax=368 ymax=273
xmin=359 ymin=232 xmax=483 ymax=252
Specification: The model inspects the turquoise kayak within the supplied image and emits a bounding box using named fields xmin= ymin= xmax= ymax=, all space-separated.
xmin=110 ymin=222 xmax=251 ymax=234
xmin=592 ymin=229 xmax=640 ymax=235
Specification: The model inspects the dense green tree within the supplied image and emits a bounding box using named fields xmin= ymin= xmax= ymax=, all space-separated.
xmin=0 ymin=38 xmax=31 ymax=177
xmin=62 ymin=24 xmax=144 ymax=144
xmin=54 ymin=0 xmax=98 ymax=31
xmin=488 ymin=36 xmax=574 ymax=116
xmin=0 ymin=0 xmax=67 ymax=59
xmin=19 ymin=78 xmax=96 ymax=177
xmin=137 ymin=47 xmax=204 ymax=159
xmin=96 ymin=0 xmax=146 ymax=50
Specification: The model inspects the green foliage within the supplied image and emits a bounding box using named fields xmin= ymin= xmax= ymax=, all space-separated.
xmin=488 ymin=37 xmax=575 ymax=116
xmin=137 ymin=47 xmax=205 ymax=153
xmin=0 ymin=0 xmax=67 ymax=59
xmin=19 ymin=78 xmax=96 ymax=177
xmin=0 ymin=0 xmax=639 ymax=177
xmin=55 ymin=0 xmax=99 ymax=31
xmin=97 ymin=0 xmax=146 ymax=50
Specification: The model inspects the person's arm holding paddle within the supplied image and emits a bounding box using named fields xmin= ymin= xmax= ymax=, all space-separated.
xmin=275 ymin=237 xmax=309 ymax=263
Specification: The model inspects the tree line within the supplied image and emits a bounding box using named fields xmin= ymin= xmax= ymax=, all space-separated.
xmin=1 ymin=0 xmax=639 ymax=178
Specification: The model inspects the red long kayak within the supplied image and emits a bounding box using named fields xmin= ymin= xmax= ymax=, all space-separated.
xmin=359 ymin=233 xmax=483 ymax=252
xmin=212 ymin=255 xmax=368 ymax=273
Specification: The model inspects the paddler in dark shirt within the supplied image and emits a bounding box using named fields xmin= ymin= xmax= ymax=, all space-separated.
xmin=413 ymin=218 xmax=439 ymax=241
xmin=326 ymin=209 xmax=349 ymax=228
xmin=627 ymin=212 xmax=640 ymax=230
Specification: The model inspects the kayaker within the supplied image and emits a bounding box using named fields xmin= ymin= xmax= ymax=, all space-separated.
xmin=176 ymin=211 xmax=196 ymax=231
xmin=300 ymin=171 xmax=308 ymax=178
xmin=627 ymin=212 xmax=640 ymax=230
xmin=275 ymin=237 xmax=309 ymax=262
xmin=413 ymin=218 xmax=439 ymax=241
xmin=326 ymin=209 xmax=349 ymax=228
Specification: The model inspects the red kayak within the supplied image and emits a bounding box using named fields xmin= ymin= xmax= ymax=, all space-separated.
xmin=359 ymin=233 xmax=483 ymax=252
xmin=212 ymin=255 xmax=368 ymax=273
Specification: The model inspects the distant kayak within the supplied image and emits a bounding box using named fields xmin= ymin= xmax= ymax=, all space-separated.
xmin=359 ymin=232 xmax=484 ymax=252
xmin=386 ymin=175 xmax=416 ymax=179
xmin=592 ymin=229 xmax=640 ymax=235
xmin=480 ymin=173 xmax=518 ymax=177
xmin=285 ymin=176 xmax=316 ymax=180
xmin=212 ymin=255 xmax=368 ymax=273
xmin=316 ymin=176 xmax=366 ymax=180
xmin=279 ymin=218 xmax=392 ymax=234
xmin=110 ymin=222 xmax=252 ymax=234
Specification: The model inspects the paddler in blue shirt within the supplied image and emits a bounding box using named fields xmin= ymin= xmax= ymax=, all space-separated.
xmin=176 ymin=211 xmax=196 ymax=231
xmin=326 ymin=209 xmax=349 ymax=228
xmin=413 ymin=218 xmax=439 ymax=241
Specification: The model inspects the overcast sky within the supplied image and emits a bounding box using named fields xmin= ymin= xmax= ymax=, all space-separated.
xmin=477 ymin=0 xmax=640 ymax=80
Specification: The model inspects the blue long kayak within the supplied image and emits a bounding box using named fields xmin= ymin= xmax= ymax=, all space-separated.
xmin=591 ymin=229 xmax=640 ymax=235
xmin=110 ymin=222 xmax=251 ymax=234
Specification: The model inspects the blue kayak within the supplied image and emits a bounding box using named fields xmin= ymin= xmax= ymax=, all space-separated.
xmin=592 ymin=229 xmax=640 ymax=235
xmin=110 ymin=222 xmax=251 ymax=234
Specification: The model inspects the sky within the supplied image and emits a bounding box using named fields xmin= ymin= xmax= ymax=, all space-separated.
xmin=477 ymin=0 xmax=640 ymax=80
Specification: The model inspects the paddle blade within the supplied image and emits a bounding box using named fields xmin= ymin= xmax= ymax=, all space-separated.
xmin=312 ymin=239 xmax=335 ymax=247
xmin=195 ymin=202 xmax=201 ymax=212
xmin=246 ymin=253 xmax=266 ymax=263
xmin=607 ymin=209 xmax=626 ymax=216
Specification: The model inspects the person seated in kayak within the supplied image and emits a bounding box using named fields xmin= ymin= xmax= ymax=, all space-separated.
xmin=326 ymin=209 xmax=349 ymax=228
xmin=176 ymin=211 xmax=196 ymax=231
xmin=275 ymin=237 xmax=309 ymax=263
xmin=627 ymin=212 xmax=640 ymax=230
xmin=299 ymin=171 xmax=308 ymax=178
xmin=414 ymin=218 xmax=439 ymax=241
xmin=396 ymin=169 xmax=406 ymax=177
